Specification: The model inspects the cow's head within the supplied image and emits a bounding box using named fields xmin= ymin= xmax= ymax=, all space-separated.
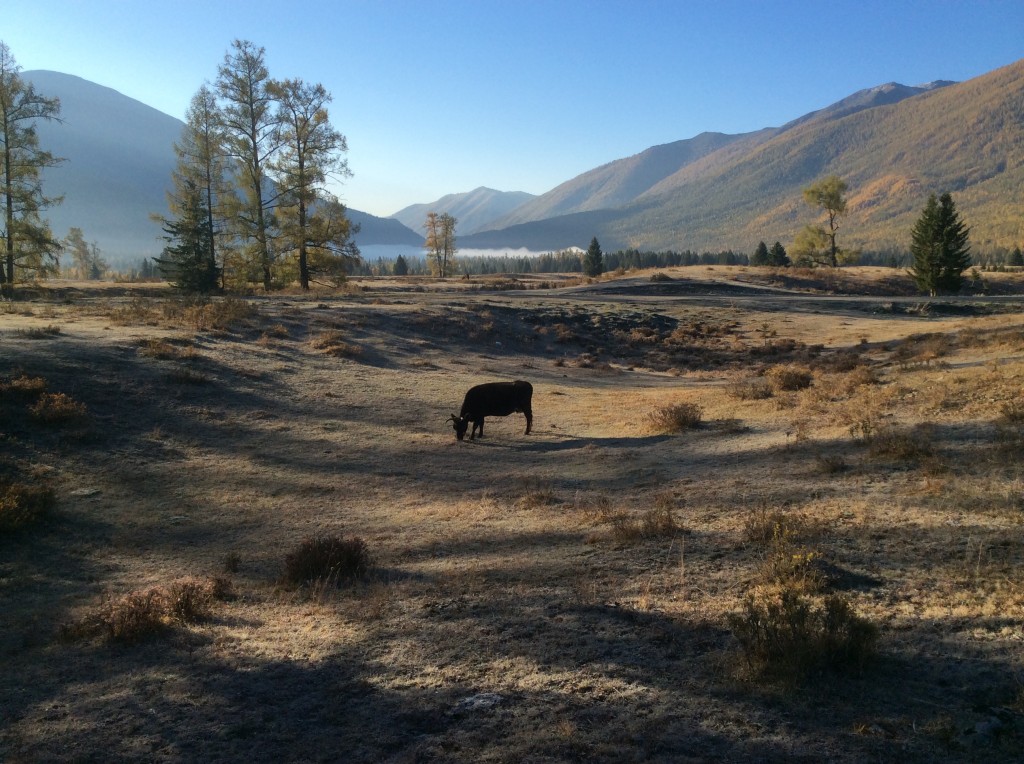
xmin=449 ymin=414 xmax=469 ymax=441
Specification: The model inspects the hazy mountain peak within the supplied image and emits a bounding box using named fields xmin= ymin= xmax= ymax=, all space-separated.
xmin=390 ymin=188 xmax=536 ymax=235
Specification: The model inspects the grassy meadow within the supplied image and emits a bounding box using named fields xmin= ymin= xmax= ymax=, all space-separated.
xmin=2 ymin=266 xmax=1024 ymax=762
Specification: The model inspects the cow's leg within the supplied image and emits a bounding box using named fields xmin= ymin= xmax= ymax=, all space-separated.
xmin=524 ymin=410 xmax=532 ymax=435
xmin=471 ymin=418 xmax=483 ymax=440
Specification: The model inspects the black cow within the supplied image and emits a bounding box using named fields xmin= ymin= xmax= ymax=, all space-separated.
xmin=450 ymin=381 xmax=533 ymax=441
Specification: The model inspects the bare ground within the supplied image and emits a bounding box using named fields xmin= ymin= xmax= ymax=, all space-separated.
xmin=2 ymin=267 xmax=1024 ymax=762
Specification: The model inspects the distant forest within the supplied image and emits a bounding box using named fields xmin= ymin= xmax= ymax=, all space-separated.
xmin=114 ymin=245 xmax=1024 ymax=282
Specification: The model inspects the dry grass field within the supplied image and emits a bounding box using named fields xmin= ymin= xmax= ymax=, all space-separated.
xmin=3 ymin=266 xmax=1024 ymax=762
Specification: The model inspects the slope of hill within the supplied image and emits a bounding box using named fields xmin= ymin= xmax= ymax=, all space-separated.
xmin=490 ymin=131 xmax=768 ymax=229
xmin=26 ymin=70 xmax=181 ymax=262
xmin=465 ymin=60 xmax=1022 ymax=254
xmin=616 ymin=60 xmax=1024 ymax=252
xmin=390 ymin=187 xmax=535 ymax=235
xmin=346 ymin=209 xmax=422 ymax=246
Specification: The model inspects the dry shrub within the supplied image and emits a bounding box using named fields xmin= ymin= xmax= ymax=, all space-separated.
xmin=0 ymin=374 xmax=47 ymax=400
xmin=728 ymin=588 xmax=878 ymax=680
xmin=15 ymin=325 xmax=61 ymax=339
xmin=309 ymin=330 xmax=363 ymax=358
xmin=138 ymin=338 xmax=195 ymax=360
xmin=63 ymin=575 xmax=231 ymax=643
xmin=514 ymin=480 xmax=560 ymax=510
xmin=166 ymin=368 xmax=211 ymax=385
xmin=839 ymin=365 xmax=880 ymax=394
xmin=728 ymin=378 xmax=773 ymax=400
xmin=551 ymin=323 xmax=577 ymax=343
xmin=29 ymin=392 xmax=87 ymax=424
xmin=283 ymin=534 xmax=372 ymax=586
xmin=626 ymin=327 xmax=660 ymax=345
xmin=647 ymin=401 xmax=703 ymax=432
xmin=867 ymin=424 xmax=935 ymax=461
xmin=744 ymin=507 xmax=807 ymax=548
xmin=0 ymin=479 xmax=57 ymax=531
xmin=765 ymin=364 xmax=813 ymax=392
xmin=165 ymin=576 xmax=231 ymax=622
xmin=264 ymin=323 xmax=290 ymax=339
xmin=609 ymin=507 xmax=680 ymax=542
xmin=745 ymin=508 xmax=823 ymax=592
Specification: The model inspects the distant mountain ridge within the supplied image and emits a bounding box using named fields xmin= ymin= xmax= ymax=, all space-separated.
xmin=464 ymin=60 xmax=1024 ymax=253
xmin=390 ymin=187 xmax=536 ymax=235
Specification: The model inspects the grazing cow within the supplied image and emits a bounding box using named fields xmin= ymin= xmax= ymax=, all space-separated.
xmin=449 ymin=381 xmax=533 ymax=441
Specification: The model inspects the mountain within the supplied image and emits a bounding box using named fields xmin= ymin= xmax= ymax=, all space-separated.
xmin=26 ymin=70 xmax=181 ymax=262
xmin=346 ymin=209 xmax=422 ymax=246
xmin=465 ymin=62 xmax=1022 ymax=253
xmin=22 ymin=70 xmax=418 ymax=267
xmin=390 ymin=187 xmax=535 ymax=235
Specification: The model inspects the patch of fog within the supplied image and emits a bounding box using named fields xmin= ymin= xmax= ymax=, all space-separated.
xmin=359 ymin=244 xmax=558 ymax=260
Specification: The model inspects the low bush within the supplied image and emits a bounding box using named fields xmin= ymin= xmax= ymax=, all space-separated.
xmin=647 ymin=402 xmax=703 ymax=432
xmin=765 ymin=364 xmax=813 ymax=392
xmin=728 ymin=588 xmax=878 ymax=680
xmin=29 ymin=392 xmax=88 ymax=424
xmin=0 ymin=479 xmax=57 ymax=532
xmin=283 ymin=534 xmax=372 ymax=586
xmin=867 ymin=424 xmax=935 ymax=461
xmin=0 ymin=374 xmax=47 ymax=400
xmin=728 ymin=378 xmax=773 ymax=400
xmin=62 ymin=575 xmax=232 ymax=643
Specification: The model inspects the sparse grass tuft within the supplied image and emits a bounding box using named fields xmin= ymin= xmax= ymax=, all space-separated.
xmin=15 ymin=325 xmax=61 ymax=339
xmin=29 ymin=392 xmax=88 ymax=424
xmin=309 ymin=330 xmax=363 ymax=358
xmin=283 ymin=534 xmax=372 ymax=586
xmin=728 ymin=588 xmax=878 ymax=680
xmin=647 ymin=401 xmax=703 ymax=432
xmin=138 ymin=338 xmax=195 ymax=360
xmin=166 ymin=368 xmax=211 ymax=385
xmin=609 ymin=506 xmax=680 ymax=542
xmin=514 ymin=480 xmax=560 ymax=510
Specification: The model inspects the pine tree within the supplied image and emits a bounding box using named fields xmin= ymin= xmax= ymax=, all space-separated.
xmin=154 ymin=179 xmax=220 ymax=293
xmin=1009 ymin=246 xmax=1023 ymax=268
xmin=0 ymin=42 xmax=63 ymax=294
xmin=768 ymin=241 xmax=790 ymax=267
xmin=583 ymin=236 xmax=604 ymax=276
xmin=751 ymin=241 xmax=770 ymax=266
xmin=393 ymin=254 xmax=408 ymax=276
xmin=909 ymin=193 xmax=972 ymax=296
xmin=164 ymin=85 xmax=228 ymax=290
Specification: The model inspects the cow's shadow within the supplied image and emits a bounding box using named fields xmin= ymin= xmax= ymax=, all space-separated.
xmin=468 ymin=433 xmax=675 ymax=452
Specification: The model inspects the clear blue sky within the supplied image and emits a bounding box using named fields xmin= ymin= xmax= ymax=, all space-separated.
xmin=5 ymin=0 xmax=1023 ymax=217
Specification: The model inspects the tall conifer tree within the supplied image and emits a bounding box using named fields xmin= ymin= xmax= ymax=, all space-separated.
xmin=909 ymin=193 xmax=972 ymax=296
xmin=0 ymin=42 xmax=63 ymax=294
